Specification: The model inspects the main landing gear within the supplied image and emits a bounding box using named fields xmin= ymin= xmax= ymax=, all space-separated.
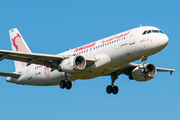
xmin=59 ymin=73 xmax=72 ymax=90
xmin=106 ymin=71 xmax=119 ymax=94
xmin=59 ymin=80 xmax=72 ymax=89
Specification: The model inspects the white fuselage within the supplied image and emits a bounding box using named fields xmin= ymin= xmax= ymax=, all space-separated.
xmin=7 ymin=26 xmax=169 ymax=86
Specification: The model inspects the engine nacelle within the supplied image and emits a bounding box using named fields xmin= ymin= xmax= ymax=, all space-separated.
xmin=132 ymin=63 xmax=157 ymax=81
xmin=59 ymin=55 xmax=86 ymax=73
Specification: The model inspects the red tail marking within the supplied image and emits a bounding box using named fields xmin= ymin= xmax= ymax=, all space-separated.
xmin=11 ymin=33 xmax=30 ymax=67
xmin=11 ymin=33 xmax=21 ymax=51
xmin=11 ymin=33 xmax=30 ymax=53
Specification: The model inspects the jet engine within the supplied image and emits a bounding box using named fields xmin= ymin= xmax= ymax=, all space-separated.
xmin=59 ymin=55 xmax=86 ymax=73
xmin=131 ymin=63 xmax=157 ymax=81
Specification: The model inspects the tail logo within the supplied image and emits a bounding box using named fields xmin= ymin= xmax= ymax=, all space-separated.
xmin=11 ymin=33 xmax=21 ymax=51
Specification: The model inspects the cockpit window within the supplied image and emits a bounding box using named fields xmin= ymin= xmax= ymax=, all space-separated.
xmin=142 ymin=29 xmax=163 ymax=35
xmin=152 ymin=30 xmax=159 ymax=33
xmin=147 ymin=30 xmax=152 ymax=34
xmin=142 ymin=31 xmax=147 ymax=35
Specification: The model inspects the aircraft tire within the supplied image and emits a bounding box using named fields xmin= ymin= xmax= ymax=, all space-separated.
xmin=60 ymin=80 xmax=66 ymax=89
xmin=66 ymin=81 xmax=72 ymax=89
xmin=106 ymin=85 xmax=113 ymax=94
xmin=112 ymin=86 xmax=118 ymax=94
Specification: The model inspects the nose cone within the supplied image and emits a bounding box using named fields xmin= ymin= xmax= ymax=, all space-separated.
xmin=158 ymin=34 xmax=169 ymax=48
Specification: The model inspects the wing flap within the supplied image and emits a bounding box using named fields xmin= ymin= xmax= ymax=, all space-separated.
xmin=5 ymin=55 xmax=48 ymax=65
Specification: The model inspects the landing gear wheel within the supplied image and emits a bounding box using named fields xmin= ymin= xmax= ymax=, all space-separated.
xmin=106 ymin=85 xmax=113 ymax=94
xmin=59 ymin=80 xmax=66 ymax=89
xmin=66 ymin=81 xmax=72 ymax=89
xmin=112 ymin=86 xmax=119 ymax=94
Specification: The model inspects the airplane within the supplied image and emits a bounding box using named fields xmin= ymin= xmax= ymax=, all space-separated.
xmin=0 ymin=26 xmax=175 ymax=94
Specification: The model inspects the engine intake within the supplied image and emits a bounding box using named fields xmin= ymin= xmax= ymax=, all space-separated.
xmin=132 ymin=63 xmax=157 ymax=81
xmin=59 ymin=55 xmax=86 ymax=73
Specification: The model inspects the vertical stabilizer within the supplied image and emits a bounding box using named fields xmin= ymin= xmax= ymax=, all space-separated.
xmin=9 ymin=28 xmax=31 ymax=71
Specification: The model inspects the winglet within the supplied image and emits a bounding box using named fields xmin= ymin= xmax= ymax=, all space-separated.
xmin=170 ymin=71 xmax=173 ymax=75
xmin=170 ymin=69 xmax=176 ymax=75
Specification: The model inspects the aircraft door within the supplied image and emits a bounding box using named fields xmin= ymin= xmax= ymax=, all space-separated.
xmin=27 ymin=66 xmax=32 ymax=81
xmin=129 ymin=28 xmax=138 ymax=45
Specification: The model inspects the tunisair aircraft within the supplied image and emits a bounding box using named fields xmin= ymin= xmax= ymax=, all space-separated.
xmin=0 ymin=26 xmax=175 ymax=94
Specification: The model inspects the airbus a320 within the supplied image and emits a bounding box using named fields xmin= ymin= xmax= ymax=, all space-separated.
xmin=0 ymin=26 xmax=175 ymax=94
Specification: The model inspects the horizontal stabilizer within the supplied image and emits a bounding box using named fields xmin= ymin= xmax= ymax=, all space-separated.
xmin=0 ymin=72 xmax=21 ymax=78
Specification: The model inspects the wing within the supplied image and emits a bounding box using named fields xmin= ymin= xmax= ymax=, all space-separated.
xmin=0 ymin=49 xmax=96 ymax=69
xmin=0 ymin=72 xmax=20 ymax=78
xmin=121 ymin=63 xmax=176 ymax=75
xmin=156 ymin=67 xmax=176 ymax=75
xmin=0 ymin=49 xmax=64 ymax=67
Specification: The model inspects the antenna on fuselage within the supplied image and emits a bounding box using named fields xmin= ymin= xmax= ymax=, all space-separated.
xmin=140 ymin=24 xmax=142 ymax=27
